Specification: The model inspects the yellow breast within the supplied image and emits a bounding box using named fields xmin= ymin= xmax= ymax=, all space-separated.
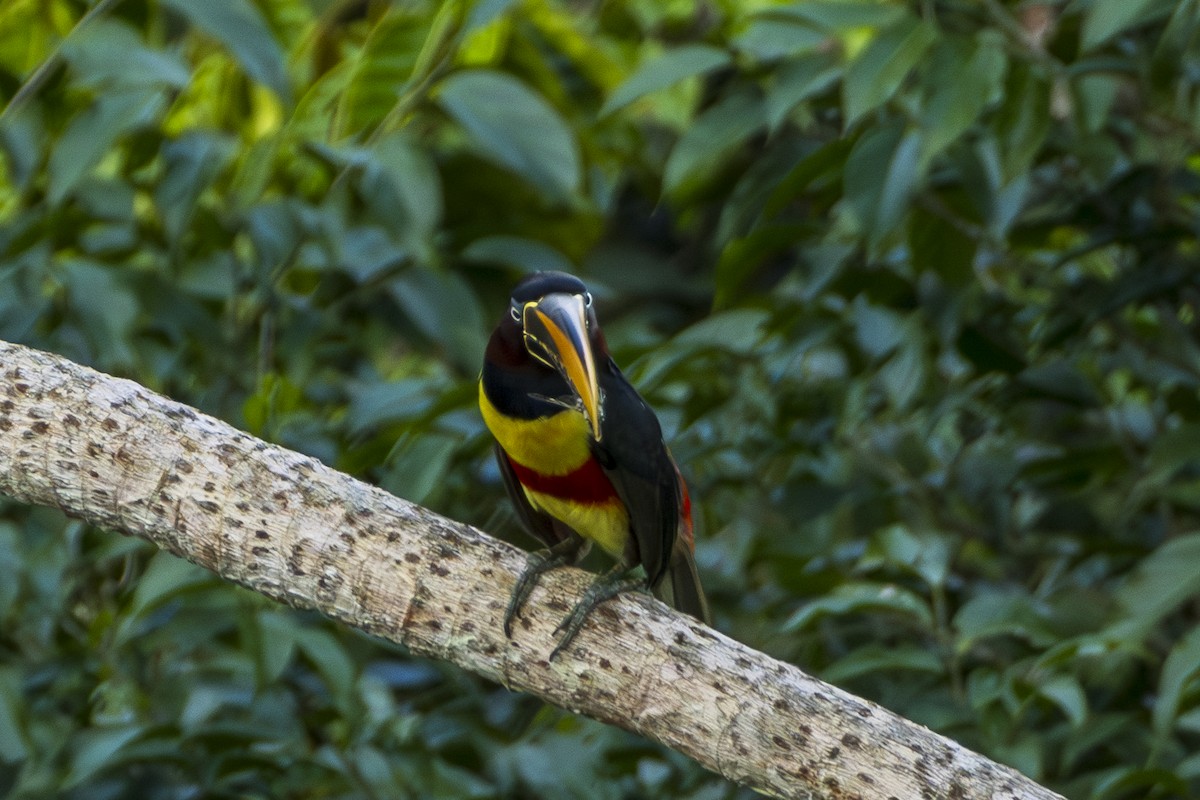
xmin=478 ymin=382 xmax=591 ymax=474
xmin=479 ymin=381 xmax=630 ymax=558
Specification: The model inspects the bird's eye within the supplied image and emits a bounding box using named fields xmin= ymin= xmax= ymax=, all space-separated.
xmin=510 ymin=304 xmax=521 ymax=322
xmin=584 ymin=291 xmax=593 ymax=308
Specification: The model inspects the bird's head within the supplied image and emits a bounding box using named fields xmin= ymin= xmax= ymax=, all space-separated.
xmin=498 ymin=271 xmax=605 ymax=440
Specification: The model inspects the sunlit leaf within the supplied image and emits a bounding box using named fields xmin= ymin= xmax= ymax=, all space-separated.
xmin=335 ymin=7 xmax=429 ymax=138
xmin=600 ymin=44 xmax=729 ymax=117
xmin=162 ymin=0 xmax=292 ymax=101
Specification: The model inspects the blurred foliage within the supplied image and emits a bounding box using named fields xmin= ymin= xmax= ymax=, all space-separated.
xmin=3 ymin=0 xmax=1200 ymax=797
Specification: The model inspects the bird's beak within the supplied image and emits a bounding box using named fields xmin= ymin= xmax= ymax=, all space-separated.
xmin=523 ymin=292 xmax=602 ymax=440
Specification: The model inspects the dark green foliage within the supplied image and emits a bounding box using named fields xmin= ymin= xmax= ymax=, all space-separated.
xmin=2 ymin=0 xmax=1200 ymax=797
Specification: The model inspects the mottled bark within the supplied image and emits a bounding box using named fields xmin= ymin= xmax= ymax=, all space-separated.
xmin=0 ymin=340 xmax=1063 ymax=800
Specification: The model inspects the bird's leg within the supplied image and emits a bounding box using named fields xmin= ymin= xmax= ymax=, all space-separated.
xmin=549 ymin=563 xmax=645 ymax=661
xmin=505 ymin=536 xmax=587 ymax=637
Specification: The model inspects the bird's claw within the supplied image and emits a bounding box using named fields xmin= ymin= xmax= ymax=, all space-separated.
xmin=547 ymin=573 xmax=644 ymax=661
xmin=504 ymin=538 xmax=585 ymax=637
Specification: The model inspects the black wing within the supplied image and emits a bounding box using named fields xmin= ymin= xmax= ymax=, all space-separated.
xmin=493 ymin=442 xmax=571 ymax=549
xmin=591 ymin=361 xmax=678 ymax=589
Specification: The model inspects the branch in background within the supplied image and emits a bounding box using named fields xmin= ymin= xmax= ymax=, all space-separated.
xmin=0 ymin=339 xmax=1063 ymax=800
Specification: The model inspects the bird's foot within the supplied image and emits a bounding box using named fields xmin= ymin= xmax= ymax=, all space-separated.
xmin=505 ymin=538 xmax=585 ymax=637
xmin=549 ymin=568 xmax=645 ymax=661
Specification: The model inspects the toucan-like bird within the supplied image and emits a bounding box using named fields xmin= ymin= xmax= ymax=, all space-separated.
xmin=480 ymin=272 xmax=709 ymax=656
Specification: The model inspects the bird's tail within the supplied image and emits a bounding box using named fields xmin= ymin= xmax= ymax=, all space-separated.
xmin=655 ymin=537 xmax=711 ymax=625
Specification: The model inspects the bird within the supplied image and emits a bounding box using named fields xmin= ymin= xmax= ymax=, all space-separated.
xmin=479 ymin=271 xmax=709 ymax=658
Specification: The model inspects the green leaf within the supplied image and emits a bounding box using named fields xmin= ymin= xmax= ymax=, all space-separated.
xmin=765 ymin=51 xmax=841 ymax=131
xmin=954 ymin=590 xmax=1057 ymax=652
xmin=1146 ymin=422 xmax=1200 ymax=481
xmin=633 ymin=309 xmax=769 ymax=387
xmin=672 ymin=309 xmax=769 ymax=354
xmin=1153 ymin=624 xmax=1200 ymax=737
xmin=1075 ymin=73 xmax=1120 ymax=133
xmin=346 ymin=379 xmax=441 ymax=436
xmin=713 ymin=224 xmax=810 ymax=310
xmin=852 ymin=297 xmax=904 ymax=360
xmin=61 ymin=259 xmax=140 ymax=366
xmin=733 ymin=17 xmax=827 ymax=61
xmin=389 ymin=268 xmax=485 ymax=371
xmin=992 ymin=65 xmax=1051 ymax=181
xmin=908 ymin=203 xmax=976 ymax=285
xmin=763 ymin=136 xmax=855 ymax=218
xmin=61 ymin=19 xmax=191 ymax=89
xmin=438 ymin=70 xmax=580 ymax=199
xmin=822 ymin=643 xmax=943 ymax=683
xmin=0 ymin=108 xmax=43 ymax=190
xmin=65 ymin=726 xmax=144 ymax=788
xmin=372 ymin=133 xmax=443 ymax=246
xmin=769 ymin=2 xmax=907 ymax=32
xmin=663 ymin=91 xmax=765 ymax=198
xmin=919 ymin=32 xmax=1006 ymax=161
xmin=47 ymin=89 xmax=166 ymax=205
xmin=162 ymin=0 xmax=292 ymax=101
xmin=600 ymin=44 xmax=730 ymax=117
xmin=294 ymin=628 xmax=358 ymax=711
xmin=879 ymin=323 xmax=926 ymax=412
xmin=783 ymin=582 xmax=934 ymax=631
xmin=461 ymin=236 xmax=574 ymax=273
xmin=1081 ymin=0 xmax=1158 ymax=50
xmin=843 ymin=14 xmax=936 ymax=126
xmin=257 ymin=610 xmax=299 ymax=685
xmin=842 ymin=122 xmax=923 ymax=244
xmin=335 ymin=226 xmax=407 ymax=283
xmin=383 ymin=432 xmax=460 ymax=505
xmin=1116 ymin=532 xmax=1200 ymax=630
xmin=863 ymin=524 xmax=951 ymax=589
xmin=1091 ymin=766 xmax=1189 ymax=800
xmin=156 ymin=132 xmax=237 ymax=244
xmin=1037 ymin=674 xmax=1089 ymax=729
xmin=116 ymin=552 xmax=215 ymax=645
xmin=334 ymin=8 xmax=429 ymax=137
xmin=0 ymin=668 xmax=27 ymax=762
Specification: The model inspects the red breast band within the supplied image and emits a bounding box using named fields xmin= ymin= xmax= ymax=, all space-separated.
xmin=507 ymin=455 xmax=619 ymax=505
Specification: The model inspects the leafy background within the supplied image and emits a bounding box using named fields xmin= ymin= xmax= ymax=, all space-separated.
xmin=2 ymin=0 xmax=1200 ymax=797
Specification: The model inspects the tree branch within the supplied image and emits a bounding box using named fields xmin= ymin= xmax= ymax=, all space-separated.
xmin=0 ymin=339 xmax=1062 ymax=800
